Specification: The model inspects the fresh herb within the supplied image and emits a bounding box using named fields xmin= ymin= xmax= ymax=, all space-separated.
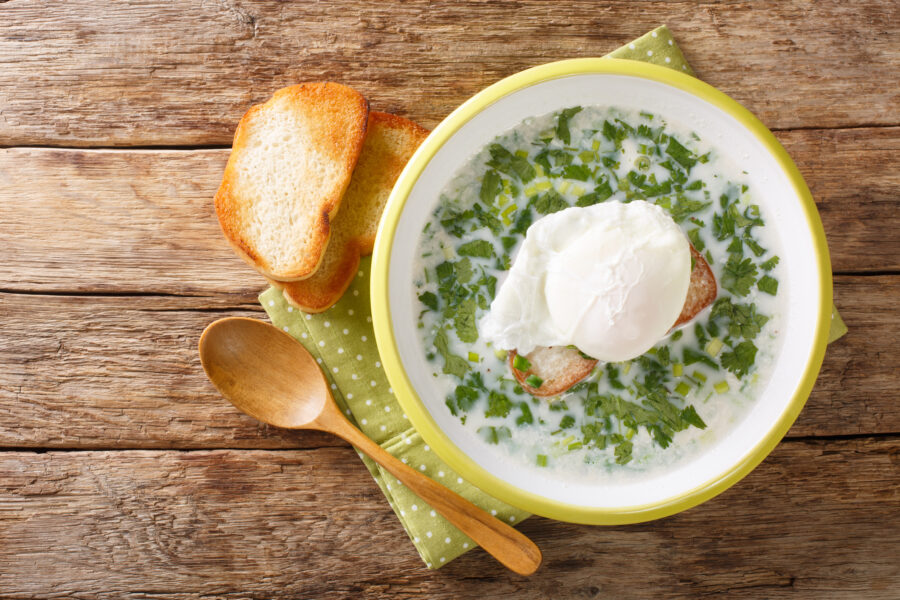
xmin=558 ymin=414 xmax=576 ymax=429
xmin=487 ymin=144 xmax=536 ymax=183
xmin=516 ymin=402 xmax=534 ymax=426
xmin=478 ymin=425 xmax=512 ymax=444
xmin=433 ymin=329 xmax=469 ymax=378
xmin=479 ymin=169 xmax=502 ymax=204
xmin=457 ymin=239 xmax=494 ymax=258
xmin=418 ymin=291 xmax=438 ymax=311
xmin=758 ymin=275 xmax=779 ymax=295
xmin=485 ymin=391 xmax=513 ymax=418
xmin=666 ymin=136 xmax=697 ymax=170
xmin=532 ymin=189 xmax=569 ymax=215
xmin=575 ymin=180 xmax=614 ymax=206
xmin=720 ymin=341 xmax=758 ymax=377
xmin=452 ymin=297 xmax=478 ymax=343
xmin=512 ymin=354 xmax=531 ymax=371
xmin=722 ymin=255 xmax=758 ymax=297
xmin=555 ymin=106 xmax=582 ymax=145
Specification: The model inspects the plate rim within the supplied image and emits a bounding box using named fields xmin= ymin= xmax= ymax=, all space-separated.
xmin=371 ymin=57 xmax=833 ymax=524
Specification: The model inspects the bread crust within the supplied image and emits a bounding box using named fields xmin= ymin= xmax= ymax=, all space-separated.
xmin=281 ymin=111 xmax=429 ymax=312
xmin=673 ymin=245 xmax=717 ymax=327
xmin=509 ymin=348 xmax=598 ymax=398
xmin=214 ymin=82 xmax=370 ymax=281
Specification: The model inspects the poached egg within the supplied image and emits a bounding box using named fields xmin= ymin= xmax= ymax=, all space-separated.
xmin=480 ymin=200 xmax=691 ymax=362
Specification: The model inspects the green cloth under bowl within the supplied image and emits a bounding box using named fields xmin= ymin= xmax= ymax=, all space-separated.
xmin=260 ymin=25 xmax=846 ymax=569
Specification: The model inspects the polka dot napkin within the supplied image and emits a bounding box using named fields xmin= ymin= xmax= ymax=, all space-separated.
xmin=260 ymin=25 xmax=846 ymax=570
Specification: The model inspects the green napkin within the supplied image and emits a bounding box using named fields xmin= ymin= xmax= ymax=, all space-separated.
xmin=260 ymin=25 xmax=845 ymax=569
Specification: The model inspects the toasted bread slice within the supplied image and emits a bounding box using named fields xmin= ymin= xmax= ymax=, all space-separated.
xmin=673 ymin=245 xmax=717 ymax=327
xmin=509 ymin=347 xmax=598 ymax=398
xmin=278 ymin=112 xmax=429 ymax=312
xmin=215 ymin=82 xmax=369 ymax=281
xmin=510 ymin=244 xmax=718 ymax=397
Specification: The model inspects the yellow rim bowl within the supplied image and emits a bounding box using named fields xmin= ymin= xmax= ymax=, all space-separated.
xmin=371 ymin=58 xmax=832 ymax=524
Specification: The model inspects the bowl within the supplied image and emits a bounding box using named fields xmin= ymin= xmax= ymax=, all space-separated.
xmin=371 ymin=58 xmax=832 ymax=524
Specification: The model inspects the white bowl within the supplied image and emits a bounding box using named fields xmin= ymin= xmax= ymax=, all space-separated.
xmin=371 ymin=59 xmax=832 ymax=524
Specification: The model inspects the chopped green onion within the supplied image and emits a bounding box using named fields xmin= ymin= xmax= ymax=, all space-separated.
xmin=523 ymin=184 xmax=538 ymax=197
xmin=560 ymin=435 xmax=575 ymax=446
xmin=441 ymin=244 xmax=455 ymax=260
xmin=675 ymin=382 xmax=691 ymax=396
xmin=515 ymin=149 xmax=529 ymax=159
xmin=623 ymin=362 xmax=632 ymax=375
xmin=536 ymin=454 xmax=548 ymax=467
xmin=714 ymin=380 xmax=730 ymax=394
xmin=494 ymin=349 xmax=508 ymax=360
xmin=693 ymin=370 xmax=708 ymax=383
xmin=534 ymin=164 xmax=545 ymax=177
xmin=706 ymin=337 xmax=724 ymax=357
xmin=672 ymin=363 xmax=684 ymax=377
xmin=501 ymin=204 xmax=517 ymax=219
xmin=567 ymin=441 xmax=583 ymax=451
xmin=625 ymin=428 xmax=636 ymax=440
xmin=592 ymin=139 xmax=601 ymax=151
xmin=525 ymin=374 xmax=544 ymax=388
xmin=571 ymin=185 xmax=586 ymax=197
xmin=635 ymin=156 xmax=651 ymax=171
xmin=468 ymin=352 xmax=480 ymax=362
xmin=556 ymin=180 xmax=571 ymax=194
xmin=497 ymin=194 xmax=509 ymax=207
xmin=535 ymin=180 xmax=552 ymax=192
xmin=512 ymin=354 xmax=531 ymax=371
xmin=579 ymin=150 xmax=595 ymax=164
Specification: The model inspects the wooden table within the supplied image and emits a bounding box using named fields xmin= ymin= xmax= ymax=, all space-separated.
xmin=1 ymin=2 xmax=898 ymax=597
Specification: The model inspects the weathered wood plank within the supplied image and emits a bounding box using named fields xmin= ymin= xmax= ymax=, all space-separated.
xmin=0 ymin=439 xmax=897 ymax=598
xmin=1 ymin=129 xmax=897 ymax=301
xmin=0 ymin=276 xmax=895 ymax=449
xmin=0 ymin=293 xmax=340 ymax=450
xmin=0 ymin=1 xmax=897 ymax=146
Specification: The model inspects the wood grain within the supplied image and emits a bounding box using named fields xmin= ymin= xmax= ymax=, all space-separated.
xmin=1 ymin=129 xmax=897 ymax=302
xmin=0 ymin=1 xmax=898 ymax=147
xmin=0 ymin=439 xmax=897 ymax=598
xmin=0 ymin=276 xmax=895 ymax=450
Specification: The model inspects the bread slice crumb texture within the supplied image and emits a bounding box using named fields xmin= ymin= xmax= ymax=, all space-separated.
xmin=281 ymin=111 xmax=429 ymax=312
xmin=214 ymin=82 xmax=369 ymax=281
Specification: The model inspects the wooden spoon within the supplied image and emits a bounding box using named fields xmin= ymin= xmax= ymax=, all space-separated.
xmin=199 ymin=317 xmax=542 ymax=575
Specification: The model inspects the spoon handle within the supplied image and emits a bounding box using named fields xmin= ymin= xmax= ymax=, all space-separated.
xmin=316 ymin=408 xmax=542 ymax=575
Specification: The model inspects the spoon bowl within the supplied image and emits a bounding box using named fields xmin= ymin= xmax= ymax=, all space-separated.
xmin=200 ymin=317 xmax=327 ymax=428
xmin=199 ymin=317 xmax=542 ymax=575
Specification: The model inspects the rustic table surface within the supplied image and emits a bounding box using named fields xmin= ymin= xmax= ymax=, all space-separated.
xmin=1 ymin=2 xmax=898 ymax=598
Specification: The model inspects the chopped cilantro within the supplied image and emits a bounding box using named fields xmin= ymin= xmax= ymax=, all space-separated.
xmin=758 ymin=275 xmax=779 ymax=295
xmin=532 ymin=189 xmax=569 ymax=214
xmin=453 ymin=257 xmax=473 ymax=284
xmin=614 ymin=439 xmax=634 ymax=464
xmin=575 ymin=180 xmax=614 ymax=206
xmin=485 ymin=391 xmax=513 ymax=418
xmin=510 ymin=207 xmax=533 ymax=234
xmin=760 ymin=255 xmax=780 ymax=271
xmin=555 ymin=106 xmax=582 ymax=145
xmin=418 ymin=291 xmax=438 ymax=311
xmin=479 ymin=169 xmax=502 ymax=204
xmin=666 ymin=136 xmax=697 ymax=170
xmin=720 ymin=341 xmax=758 ymax=377
xmin=722 ymin=255 xmax=758 ymax=297
xmin=457 ymin=239 xmax=494 ymax=258
xmin=433 ymin=329 xmax=469 ymax=378
xmin=683 ymin=347 xmax=719 ymax=369
xmin=680 ymin=405 xmax=707 ymax=429
xmin=562 ymin=164 xmax=592 ymax=181
xmin=452 ymin=297 xmax=478 ymax=343
xmin=516 ymin=402 xmax=534 ymax=426
xmin=487 ymin=143 xmax=536 ymax=183
xmin=558 ymin=415 xmax=576 ymax=429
